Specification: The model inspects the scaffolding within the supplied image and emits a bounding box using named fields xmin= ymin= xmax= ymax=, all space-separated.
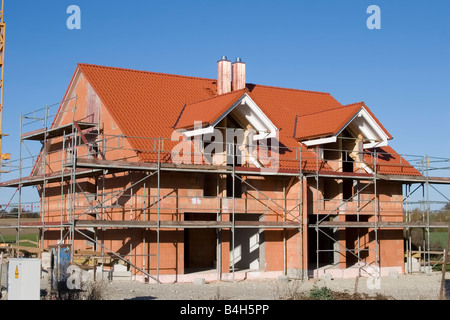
xmin=0 ymin=99 xmax=449 ymax=283
xmin=310 ymin=148 xmax=450 ymax=278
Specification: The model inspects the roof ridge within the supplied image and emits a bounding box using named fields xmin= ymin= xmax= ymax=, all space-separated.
xmin=77 ymin=64 xmax=337 ymax=96
xmin=77 ymin=63 xmax=216 ymax=82
xmin=297 ymin=102 xmax=363 ymax=118
xmin=343 ymin=101 xmax=366 ymax=108
xmin=186 ymin=88 xmax=248 ymax=106
xmin=247 ymin=83 xmax=334 ymax=96
xmin=175 ymin=89 xmax=251 ymax=130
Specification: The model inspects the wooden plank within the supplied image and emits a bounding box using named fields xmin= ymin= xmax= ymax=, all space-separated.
xmin=10 ymin=245 xmax=45 ymax=254
xmin=76 ymin=158 xmax=158 ymax=171
xmin=412 ymin=250 xmax=450 ymax=256
xmin=74 ymin=249 xmax=103 ymax=256
xmin=379 ymin=174 xmax=450 ymax=185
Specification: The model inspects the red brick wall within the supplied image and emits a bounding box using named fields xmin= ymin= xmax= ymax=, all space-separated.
xmin=38 ymin=73 xmax=406 ymax=277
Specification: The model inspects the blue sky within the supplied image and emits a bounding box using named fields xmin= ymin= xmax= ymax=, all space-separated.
xmin=0 ymin=0 xmax=449 ymax=203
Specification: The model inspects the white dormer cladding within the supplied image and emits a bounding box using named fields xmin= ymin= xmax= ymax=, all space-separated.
xmin=302 ymin=107 xmax=389 ymax=149
xmin=182 ymin=93 xmax=278 ymax=141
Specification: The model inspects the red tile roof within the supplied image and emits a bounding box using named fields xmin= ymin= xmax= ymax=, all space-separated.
xmin=293 ymin=102 xmax=393 ymax=142
xmin=294 ymin=103 xmax=363 ymax=141
xmin=174 ymin=88 xmax=249 ymax=129
xmin=78 ymin=64 xmax=218 ymax=140
xmin=76 ymin=63 xmax=418 ymax=176
xmin=367 ymin=146 xmax=421 ymax=176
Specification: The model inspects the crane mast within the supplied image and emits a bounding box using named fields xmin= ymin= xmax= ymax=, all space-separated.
xmin=0 ymin=0 xmax=9 ymax=171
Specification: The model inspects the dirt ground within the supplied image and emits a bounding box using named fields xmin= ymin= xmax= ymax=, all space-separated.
xmin=97 ymin=272 xmax=450 ymax=300
xmin=1 ymin=257 xmax=449 ymax=300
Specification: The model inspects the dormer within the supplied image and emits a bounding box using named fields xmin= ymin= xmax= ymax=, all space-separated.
xmin=294 ymin=102 xmax=392 ymax=149
xmin=174 ymin=90 xmax=278 ymax=141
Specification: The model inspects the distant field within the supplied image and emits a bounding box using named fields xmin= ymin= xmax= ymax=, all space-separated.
xmin=0 ymin=218 xmax=40 ymax=247
xmin=430 ymin=231 xmax=449 ymax=249
xmin=0 ymin=233 xmax=39 ymax=246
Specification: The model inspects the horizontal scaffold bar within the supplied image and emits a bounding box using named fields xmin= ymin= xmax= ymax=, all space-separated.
xmin=377 ymin=174 xmax=450 ymax=185
xmin=3 ymin=158 xmax=450 ymax=189
xmin=0 ymin=219 xmax=301 ymax=230
xmin=0 ymin=220 xmax=71 ymax=229
xmin=309 ymin=221 xmax=450 ymax=229
xmin=72 ymin=158 xmax=450 ymax=183
xmin=75 ymin=220 xmax=301 ymax=229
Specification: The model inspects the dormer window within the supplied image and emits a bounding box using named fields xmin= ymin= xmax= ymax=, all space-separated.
xmin=294 ymin=102 xmax=391 ymax=150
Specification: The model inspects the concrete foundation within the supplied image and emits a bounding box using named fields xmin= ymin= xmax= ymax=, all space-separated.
xmin=312 ymin=264 xmax=403 ymax=279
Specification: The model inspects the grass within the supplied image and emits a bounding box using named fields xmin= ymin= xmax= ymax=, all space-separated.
xmin=290 ymin=285 xmax=393 ymax=300
xmin=430 ymin=231 xmax=449 ymax=249
xmin=48 ymin=280 xmax=107 ymax=300
xmin=309 ymin=286 xmax=332 ymax=300
xmin=0 ymin=233 xmax=39 ymax=247
xmin=433 ymin=264 xmax=450 ymax=272
xmin=302 ymin=285 xmax=393 ymax=300
xmin=274 ymin=281 xmax=393 ymax=300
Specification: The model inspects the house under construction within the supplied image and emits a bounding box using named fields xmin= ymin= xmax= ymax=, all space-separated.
xmin=1 ymin=57 xmax=449 ymax=283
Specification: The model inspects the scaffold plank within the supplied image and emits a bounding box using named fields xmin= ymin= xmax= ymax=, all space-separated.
xmin=76 ymin=158 xmax=158 ymax=171
xmin=378 ymin=174 xmax=450 ymax=185
xmin=310 ymin=221 xmax=449 ymax=228
xmin=0 ymin=168 xmax=103 ymax=187
xmin=21 ymin=122 xmax=97 ymax=141
xmin=73 ymin=219 xmax=301 ymax=229
xmin=306 ymin=170 xmax=374 ymax=180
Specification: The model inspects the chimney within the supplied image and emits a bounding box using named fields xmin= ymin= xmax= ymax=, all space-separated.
xmin=217 ymin=56 xmax=231 ymax=95
xmin=232 ymin=57 xmax=246 ymax=91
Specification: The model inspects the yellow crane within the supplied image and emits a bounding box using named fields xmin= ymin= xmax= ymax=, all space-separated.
xmin=0 ymin=0 xmax=9 ymax=172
